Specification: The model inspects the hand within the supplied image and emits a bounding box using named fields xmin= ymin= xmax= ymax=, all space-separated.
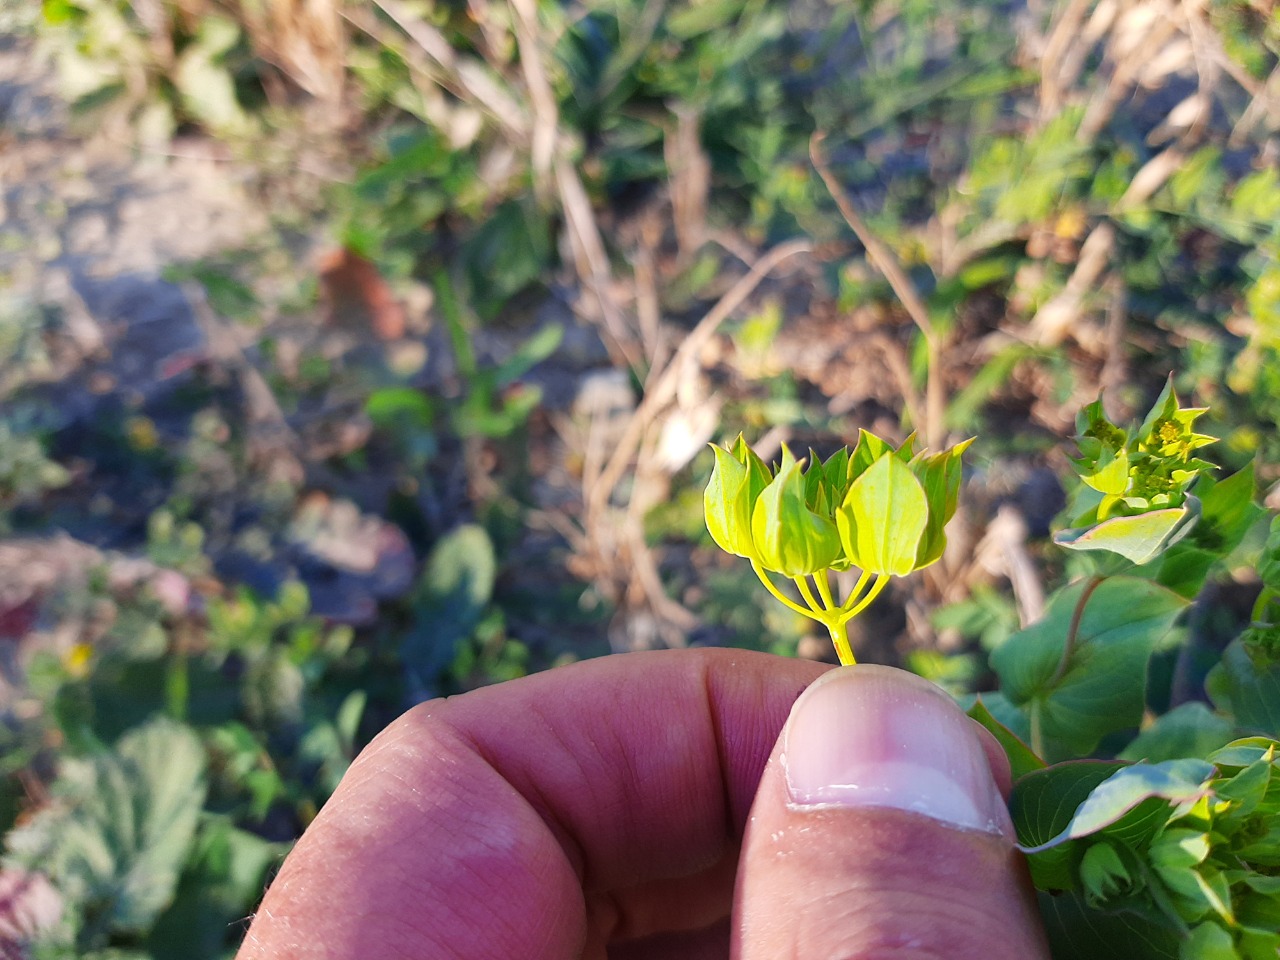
xmin=236 ymin=649 xmax=1049 ymax=959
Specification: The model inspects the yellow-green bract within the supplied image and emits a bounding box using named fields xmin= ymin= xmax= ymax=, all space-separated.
xmin=1057 ymin=379 xmax=1217 ymax=566
xmin=703 ymin=431 xmax=973 ymax=582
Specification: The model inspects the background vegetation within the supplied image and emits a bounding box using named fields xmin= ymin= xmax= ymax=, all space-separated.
xmin=0 ymin=0 xmax=1278 ymax=955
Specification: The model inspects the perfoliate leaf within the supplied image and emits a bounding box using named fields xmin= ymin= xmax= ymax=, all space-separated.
xmin=1206 ymin=641 xmax=1280 ymax=737
xmin=402 ymin=524 xmax=496 ymax=683
xmin=1181 ymin=921 xmax=1240 ymax=960
xmin=837 ymin=453 xmax=928 ymax=576
xmin=1257 ymin=516 xmax=1280 ymax=593
xmin=991 ymin=577 xmax=1188 ymax=755
xmin=1039 ymin=887 xmax=1181 ymax=960
xmin=1019 ymin=760 xmax=1214 ymax=854
xmin=1208 ymin=737 xmax=1279 ymax=769
xmin=1117 ymin=703 xmax=1235 ymax=764
xmin=751 ymin=448 xmax=842 ymax=576
xmin=1055 ymin=503 xmax=1198 ymax=566
xmin=967 ymin=696 xmax=1046 ymax=781
xmin=1010 ymin=760 xmax=1127 ymax=889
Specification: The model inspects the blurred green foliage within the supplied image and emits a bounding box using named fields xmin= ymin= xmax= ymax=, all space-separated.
xmin=4 ymin=0 xmax=1280 ymax=955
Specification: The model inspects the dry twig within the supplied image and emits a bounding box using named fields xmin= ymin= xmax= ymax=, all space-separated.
xmin=586 ymin=238 xmax=812 ymax=522
xmin=810 ymin=132 xmax=944 ymax=449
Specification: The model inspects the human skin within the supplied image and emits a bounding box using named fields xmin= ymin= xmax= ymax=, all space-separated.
xmin=235 ymin=648 xmax=1049 ymax=959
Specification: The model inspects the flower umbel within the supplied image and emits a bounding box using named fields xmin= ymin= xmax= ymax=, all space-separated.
xmin=703 ymin=431 xmax=972 ymax=664
xmin=1056 ymin=379 xmax=1216 ymax=566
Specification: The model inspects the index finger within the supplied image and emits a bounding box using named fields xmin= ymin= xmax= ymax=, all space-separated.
xmin=237 ymin=648 xmax=829 ymax=960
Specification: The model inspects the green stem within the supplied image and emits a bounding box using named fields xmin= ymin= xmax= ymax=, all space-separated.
xmin=814 ymin=570 xmax=838 ymax=612
xmin=752 ymin=561 xmax=820 ymax=620
xmin=793 ymin=575 xmax=825 ymax=614
xmin=1029 ymin=699 xmax=1044 ymax=759
xmin=1049 ymin=574 xmax=1106 ymax=687
xmin=827 ymin=617 xmax=856 ymax=666
xmin=839 ymin=569 xmax=873 ymax=613
xmin=838 ymin=574 xmax=891 ymax=625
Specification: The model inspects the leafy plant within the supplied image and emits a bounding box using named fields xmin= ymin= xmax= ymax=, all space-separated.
xmin=706 ymin=386 xmax=1280 ymax=959
xmin=37 ymin=0 xmax=255 ymax=140
xmin=5 ymin=720 xmax=208 ymax=952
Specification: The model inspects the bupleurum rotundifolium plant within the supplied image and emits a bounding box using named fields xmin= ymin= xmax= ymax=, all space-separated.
xmin=704 ymin=384 xmax=1280 ymax=959
xmin=703 ymin=430 xmax=971 ymax=664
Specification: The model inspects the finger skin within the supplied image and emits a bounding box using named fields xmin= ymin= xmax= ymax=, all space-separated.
xmin=236 ymin=649 xmax=828 ymax=960
xmin=733 ymin=674 xmax=1049 ymax=960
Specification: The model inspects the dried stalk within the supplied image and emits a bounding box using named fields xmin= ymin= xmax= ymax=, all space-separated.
xmin=1039 ymin=0 xmax=1097 ymax=118
xmin=364 ymin=0 xmax=530 ymax=139
xmin=585 ymin=238 xmax=812 ymax=523
xmin=810 ymin=132 xmax=943 ymax=450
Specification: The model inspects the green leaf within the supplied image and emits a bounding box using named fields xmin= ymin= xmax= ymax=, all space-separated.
xmin=732 ymin=434 xmax=773 ymax=501
xmin=1055 ymin=505 xmax=1198 ymax=566
xmin=172 ymin=18 xmax=249 ymax=135
xmin=1193 ymin=462 xmax=1262 ymax=551
xmin=495 ymin=324 xmax=564 ymax=386
xmin=1232 ymin=168 xmax=1280 ymax=223
xmin=968 ymin=696 xmax=1046 ymax=781
xmin=402 ymin=525 xmax=497 ymax=683
xmin=1080 ymin=842 xmax=1141 ymax=906
xmin=1256 ymin=516 xmax=1280 ymax=593
xmin=1214 ymin=753 xmax=1272 ymax=817
xmin=822 ymin=447 xmax=851 ymax=499
xmin=7 ymin=719 xmax=207 ymax=941
xmin=836 ymin=453 xmax=929 ymax=576
xmin=366 ymin=387 xmax=434 ymax=430
xmin=148 ymin=818 xmax=285 ymax=960
xmin=991 ymin=577 xmax=1188 ymax=755
xmin=1208 ymin=737 xmax=1279 ymax=769
xmin=1118 ymin=703 xmax=1236 ymax=764
xmin=1020 ymin=760 xmax=1214 ymax=853
xmin=1206 ymin=640 xmax=1280 ymax=737
xmin=1037 ymin=887 xmax=1180 ymax=960
xmin=1182 ymin=922 xmax=1240 ymax=960
xmin=751 ymin=447 xmax=842 ymax=576
xmin=336 ymin=690 xmax=367 ymax=754
xmin=462 ymin=200 xmax=553 ymax=319
xmin=1010 ymin=760 xmax=1127 ymax=889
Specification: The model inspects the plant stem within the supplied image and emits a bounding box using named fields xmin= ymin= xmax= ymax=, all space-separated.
xmin=828 ymin=617 xmax=856 ymax=666
xmin=814 ymin=570 xmax=838 ymax=612
xmin=811 ymin=132 xmax=942 ymax=450
xmin=751 ymin=560 xmax=819 ymax=620
xmin=1050 ymin=574 xmax=1106 ymax=687
xmin=839 ymin=573 xmax=891 ymax=625
xmin=840 ymin=569 xmax=873 ymax=613
xmin=793 ymin=575 xmax=824 ymax=613
xmin=1029 ymin=699 xmax=1044 ymax=759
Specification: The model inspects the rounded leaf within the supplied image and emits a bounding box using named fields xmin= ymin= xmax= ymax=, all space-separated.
xmin=1054 ymin=502 xmax=1198 ymax=566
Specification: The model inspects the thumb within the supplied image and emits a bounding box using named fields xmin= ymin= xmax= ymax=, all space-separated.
xmin=732 ymin=664 xmax=1050 ymax=960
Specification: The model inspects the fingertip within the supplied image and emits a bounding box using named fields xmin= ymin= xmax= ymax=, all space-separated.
xmin=734 ymin=665 xmax=1049 ymax=960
